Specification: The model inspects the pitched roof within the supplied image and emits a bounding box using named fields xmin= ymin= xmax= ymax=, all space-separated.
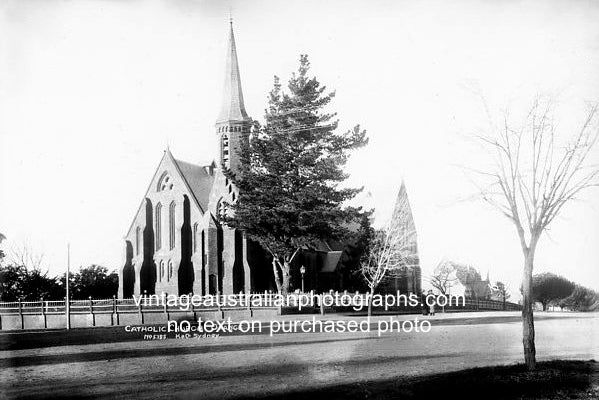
xmin=320 ymin=251 xmax=343 ymax=273
xmin=173 ymin=158 xmax=215 ymax=213
xmin=216 ymin=22 xmax=250 ymax=124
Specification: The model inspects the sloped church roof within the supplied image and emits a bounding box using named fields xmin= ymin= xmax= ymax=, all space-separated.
xmin=172 ymin=157 xmax=214 ymax=212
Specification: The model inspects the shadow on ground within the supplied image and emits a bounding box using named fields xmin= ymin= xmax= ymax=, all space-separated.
xmin=249 ymin=360 xmax=598 ymax=400
xmin=0 ymin=336 xmax=386 ymax=368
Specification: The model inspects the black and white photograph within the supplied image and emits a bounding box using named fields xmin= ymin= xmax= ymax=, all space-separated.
xmin=0 ymin=0 xmax=598 ymax=398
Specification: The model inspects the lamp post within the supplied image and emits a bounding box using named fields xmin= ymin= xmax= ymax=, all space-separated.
xmin=300 ymin=265 xmax=306 ymax=293
xmin=66 ymin=243 xmax=70 ymax=330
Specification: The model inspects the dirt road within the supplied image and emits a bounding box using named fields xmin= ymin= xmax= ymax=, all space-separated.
xmin=0 ymin=312 xmax=597 ymax=399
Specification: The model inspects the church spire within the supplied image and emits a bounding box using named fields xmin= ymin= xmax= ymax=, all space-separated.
xmin=215 ymin=21 xmax=251 ymax=175
xmin=216 ymin=21 xmax=250 ymax=124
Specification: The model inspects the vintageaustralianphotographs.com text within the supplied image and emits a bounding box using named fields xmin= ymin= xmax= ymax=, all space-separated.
xmin=132 ymin=291 xmax=466 ymax=312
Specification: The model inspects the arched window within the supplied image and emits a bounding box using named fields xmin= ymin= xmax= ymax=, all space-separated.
xmin=135 ymin=227 xmax=141 ymax=255
xmin=193 ymin=223 xmax=198 ymax=253
xmin=159 ymin=261 xmax=164 ymax=282
xmin=169 ymin=201 xmax=176 ymax=250
xmin=221 ymin=134 xmax=230 ymax=167
xmin=155 ymin=203 xmax=162 ymax=250
xmin=157 ymin=172 xmax=173 ymax=192
xmin=168 ymin=261 xmax=173 ymax=280
xmin=217 ymin=198 xmax=227 ymax=220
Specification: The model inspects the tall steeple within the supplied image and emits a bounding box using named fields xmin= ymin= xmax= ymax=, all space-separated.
xmin=217 ymin=21 xmax=250 ymax=124
xmin=215 ymin=21 xmax=251 ymax=174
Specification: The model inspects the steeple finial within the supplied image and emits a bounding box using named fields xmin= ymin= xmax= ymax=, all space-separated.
xmin=216 ymin=20 xmax=250 ymax=124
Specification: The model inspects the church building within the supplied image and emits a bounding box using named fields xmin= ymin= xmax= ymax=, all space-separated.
xmin=118 ymin=23 xmax=267 ymax=298
xmin=118 ymin=23 xmax=422 ymax=298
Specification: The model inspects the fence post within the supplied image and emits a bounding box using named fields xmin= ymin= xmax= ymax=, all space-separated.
xmin=40 ymin=298 xmax=47 ymax=329
xmin=320 ymin=293 xmax=325 ymax=316
xmin=163 ymin=292 xmax=169 ymax=321
xmin=139 ymin=294 xmax=144 ymax=325
xmin=112 ymin=295 xmax=118 ymax=326
xmin=89 ymin=296 xmax=95 ymax=327
xmin=18 ymin=299 xmax=24 ymax=330
xmin=190 ymin=292 xmax=196 ymax=321
xmin=65 ymin=296 xmax=70 ymax=330
xmin=217 ymin=291 xmax=223 ymax=319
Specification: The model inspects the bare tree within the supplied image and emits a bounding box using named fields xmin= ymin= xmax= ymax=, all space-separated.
xmin=430 ymin=260 xmax=459 ymax=295
xmin=361 ymin=186 xmax=419 ymax=316
xmin=469 ymin=96 xmax=599 ymax=370
xmin=8 ymin=243 xmax=45 ymax=271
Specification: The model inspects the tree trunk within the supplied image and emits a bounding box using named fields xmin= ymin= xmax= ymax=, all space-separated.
xmin=281 ymin=261 xmax=291 ymax=295
xmin=367 ymin=286 xmax=375 ymax=317
xmin=522 ymin=249 xmax=536 ymax=371
xmin=271 ymin=258 xmax=283 ymax=294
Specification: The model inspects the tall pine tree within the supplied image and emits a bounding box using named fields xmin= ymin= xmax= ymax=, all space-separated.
xmin=226 ymin=55 xmax=368 ymax=294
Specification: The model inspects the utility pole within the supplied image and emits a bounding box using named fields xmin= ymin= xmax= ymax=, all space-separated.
xmin=66 ymin=243 xmax=70 ymax=330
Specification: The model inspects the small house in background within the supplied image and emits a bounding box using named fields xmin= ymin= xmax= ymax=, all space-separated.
xmin=449 ymin=269 xmax=493 ymax=299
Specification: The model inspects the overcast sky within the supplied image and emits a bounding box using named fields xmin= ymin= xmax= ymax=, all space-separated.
xmin=1 ymin=0 xmax=598 ymax=297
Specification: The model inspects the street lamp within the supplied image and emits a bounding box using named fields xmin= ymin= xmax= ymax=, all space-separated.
xmin=300 ymin=265 xmax=306 ymax=293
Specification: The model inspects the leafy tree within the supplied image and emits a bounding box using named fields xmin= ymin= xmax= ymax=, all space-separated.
xmin=455 ymin=264 xmax=481 ymax=285
xmin=0 ymin=264 xmax=27 ymax=301
xmin=0 ymin=233 xmax=6 ymax=264
xmin=532 ymin=272 xmax=575 ymax=311
xmin=559 ymin=285 xmax=599 ymax=311
xmin=336 ymin=213 xmax=373 ymax=293
xmin=0 ymin=264 xmax=62 ymax=301
xmin=0 ymin=262 xmax=118 ymax=301
xmin=60 ymin=265 xmax=119 ymax=299
xmin=0 ymin=242 xmax=62 ymax=300
xmin=492 ymin=281 xmax=511 ymax=309
xmin=22 ymin=269 xmax=63 ymax=300
xmin=227 ymin=55 xmax=368 ymax=294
